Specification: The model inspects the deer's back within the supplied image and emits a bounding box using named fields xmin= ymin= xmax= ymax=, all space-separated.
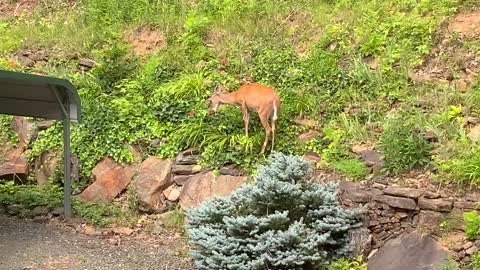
xmin=235 ymin=83 xmax=280 ymax=111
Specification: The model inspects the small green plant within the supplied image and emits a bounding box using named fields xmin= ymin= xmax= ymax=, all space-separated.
xmin=379 ymin=111 xmax=432 ymax=174
xmin=327 ymin=257 xmax=367 ymax=270
xmin=464 ymin=210 xmax=480 ymax=240
xmin=435 ymin=258 xmax=460 ymax=270
xmin=331 ymin=159 xmax=368 ymax=180
xmin=162 ymin=206 xmax=186 ymax=234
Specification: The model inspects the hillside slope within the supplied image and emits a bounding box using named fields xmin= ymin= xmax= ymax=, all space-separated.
xmin=0 ymin=0 xmax=479 ymax=187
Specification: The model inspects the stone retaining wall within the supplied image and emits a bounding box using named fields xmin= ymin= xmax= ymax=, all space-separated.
xmin=340 ymin=179 xmax=480 ymax=264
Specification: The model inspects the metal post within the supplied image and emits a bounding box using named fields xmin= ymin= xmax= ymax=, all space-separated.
xmin=63 ymin=99 xmax=72 ymax=219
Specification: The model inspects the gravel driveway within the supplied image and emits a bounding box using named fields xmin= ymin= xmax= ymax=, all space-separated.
xmin=0 ymin=215 xmax=193 ymax=270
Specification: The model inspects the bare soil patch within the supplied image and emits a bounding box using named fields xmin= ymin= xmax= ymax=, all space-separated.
xmin=448 ymin=10 xmax=480 ymax=39
xmin=412 ymin=11 xmax=480 ymax=91
xmin=0 ymin=0 xmax=38 ymax=19
xmin=127 ymin=27 xmax=167 ymax=57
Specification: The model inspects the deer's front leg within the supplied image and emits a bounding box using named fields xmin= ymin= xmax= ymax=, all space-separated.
xmin=241 ymin=103 xmax=249 ymax=137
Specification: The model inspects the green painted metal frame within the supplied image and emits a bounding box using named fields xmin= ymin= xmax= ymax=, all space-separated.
xmin=0 ymin=70 xmax=81 ymax=219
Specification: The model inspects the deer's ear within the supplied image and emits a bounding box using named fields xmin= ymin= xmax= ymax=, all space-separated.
xmin=214 ymin=84 xmax=225 ymax=94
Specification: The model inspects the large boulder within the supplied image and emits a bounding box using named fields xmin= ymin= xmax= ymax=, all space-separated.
xmin=11 ymin=116 xmax=37 ymax=148
xmin=368 ymin=231 xmax=451 ymax=270
xmin=179 ymin=171 xmax=246 ymax=209
xmin=79 ymin=158 xmax=135 ymax=203
xmin=0 ymin=148 xmax=28 ymax=181
xmin=136 ymin=157 xmax=174 ymax=213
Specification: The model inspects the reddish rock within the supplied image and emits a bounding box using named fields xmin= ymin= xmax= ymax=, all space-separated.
xmin=0 ymin=148 xmax=28 ymax=181
xmin=79 ymin=158 xmax=135 ymax=203
xmin=136 ymin=157 xmax=173 ymax=213
xmin=298 ymin=131 xmax=321 ymax=143
xmin=179 ymin=172 xmax=246 ymax=209
xmin=418 ymin=197 xmax=453 ymax=212
xmin=34 ymin=151 xmax=59 ymax=185
xmin=11 ymin=116 xmax=37 ymax=148
xmin=163 ymin=185 xmax=181 ymax=202
xmin=383 ymin=187 xmax=425 ymax=199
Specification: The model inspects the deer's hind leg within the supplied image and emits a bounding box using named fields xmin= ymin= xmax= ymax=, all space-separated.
xmin=241 ymin=102 xmax=250 ymax=137
xmin=258 ymin=111 xmax=272 ymax=155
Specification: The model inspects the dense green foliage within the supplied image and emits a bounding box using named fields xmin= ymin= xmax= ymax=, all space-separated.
xmin=0 ymin=0 xmax=479 ymax=185
xmin=186 ymin=153 xmax=362 ymax=269
xmin=0 ymin=181 xmax=137 ymax=225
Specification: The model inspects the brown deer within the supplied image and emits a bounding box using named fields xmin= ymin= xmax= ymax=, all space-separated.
xmin=207 ymin=83 xmax=281 ymax=154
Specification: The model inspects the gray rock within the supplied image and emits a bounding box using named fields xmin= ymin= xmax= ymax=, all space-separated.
xmin=416 ymin=211 xmax=444 ymax=235
xmin=31 ymin=206 xmax=49 ymax=216
xmin=418 ymin=197 xmax=452 ymax=212
xmin=172 ymin=175 xmax=191 ymax=186
xmin=453 ymin=201 xmax=480 ymax=210
xmin=79 ymin=58 xmax=96 ymax=68
xmin=175 ymin=154 xmax=199 ymax=165
xmin=52 ymin=207 xmax=64 ymax=216
xmin=219 ymin=166 xmax=242 ymax=176
xmin=383 ymin=187 xmax=424 ymax=199
xmin=374 ymin=195 xmax=417 ymax=210
xmin=349 ymin=228 xmax=372 ymax=258
xmin=6 ymin=204 xmax=23 ymax=215
xmin=171 ymin=165 xmax=202 ymax=175
xmin=368 ymin=231 xmax=451 ymax=270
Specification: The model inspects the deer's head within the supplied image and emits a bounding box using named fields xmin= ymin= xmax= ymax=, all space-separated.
xmin=207 ymin=85 xmax=226 ymax=116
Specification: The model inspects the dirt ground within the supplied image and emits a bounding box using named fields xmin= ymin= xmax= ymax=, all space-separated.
xmin=0 ymin=215 xmax=193 ymax=270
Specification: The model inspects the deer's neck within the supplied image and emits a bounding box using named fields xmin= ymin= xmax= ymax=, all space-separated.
xmin=219 ymin=92 xmax=238 ymax=105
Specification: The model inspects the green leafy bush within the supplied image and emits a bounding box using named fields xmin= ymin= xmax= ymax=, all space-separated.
xmin=464 ymin=210 xmax=480 ymax=240
xmin=187 ymin=152 xmax=363 ymax=269
xmin=379 ymin=111 xmax=432 ymax=174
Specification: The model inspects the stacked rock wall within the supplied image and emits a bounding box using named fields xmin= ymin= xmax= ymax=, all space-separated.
xmin=340 ymin=179 xmax=480 ymax=263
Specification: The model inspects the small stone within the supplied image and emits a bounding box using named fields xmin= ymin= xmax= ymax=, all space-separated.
xmin=454 ymin=201 xmax=480 ymax=210
xmin=79 ymin=58 xmax=96 ymax=68
xmin=83 ymin=226 xmax=97 ymax=236
xmin=6 ymin=204 xmax=22 ymax=215
xmin=368 ymin=249 xmax=378 ymax=260
xmin=383 ymin=187 xmax=424 ymax=199
xmin=418 ymin=197 xmax=453 ymax=212
xmin=52 ymin=207 xmax=64 ymax=216
xmin=167 ymin=188 xmax=181 ymax=202
xmin=32 ymin=216 xmax=49 ymax=223
xmin=396 ymin=212 xmax=408 ymax=219
xmin=374 ymin=195 xmax=417 ymax=210
xmin=173 ymin=175 xmax=190 ymax=186
xmin=461 ymin=256 xmax=471 ymax=264
xmin=31 ymin=206 xmax=49 ymax=216
xmin=172 ymin=164 xmax=202 ymax=175
xmin=112 ymin=226 xmax=134 ymax=236
xmin=219 ymin=166 xmax=242 ymax=176
xmin=463 ymin=242 xmax=473 ymax=250
xmin=424 ymin=191 xmax=441 ymax=199
xmin=369 ymin=220 xmax=380 ymax=227
xmin=466 ymin=246 xmax=478 ymax=255
xmin=372 ymin=183 xmax=386 ymax=189
xmin=457 ymin=250 xmax=466 ymax=259
xmin=475 ymin=240 xmax=480 ymax=248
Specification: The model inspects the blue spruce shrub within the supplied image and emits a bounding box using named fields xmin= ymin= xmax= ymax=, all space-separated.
xmin=186 ymin=152 xmax=363 ymax=270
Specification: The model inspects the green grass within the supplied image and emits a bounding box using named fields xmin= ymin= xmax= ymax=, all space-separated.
xmin=0 ymin=0 xmax=479 ymax=186
xmin=0 ymin=181 xmax=138 ymax=226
